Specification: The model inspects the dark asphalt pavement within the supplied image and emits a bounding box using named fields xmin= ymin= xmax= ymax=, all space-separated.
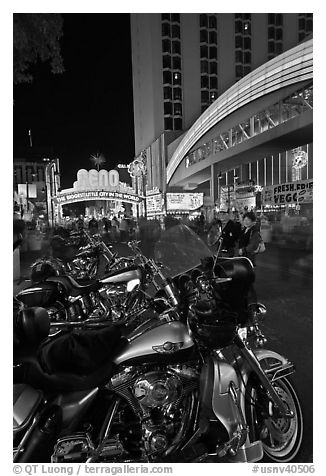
xmin=255 ymin=243 xmax=313 ymax=462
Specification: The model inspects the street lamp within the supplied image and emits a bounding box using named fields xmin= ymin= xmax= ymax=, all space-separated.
xmin=233 ymin=174 xmax=239 ymax=211
xmin=217 ymin=172 xmax=222 ymax=210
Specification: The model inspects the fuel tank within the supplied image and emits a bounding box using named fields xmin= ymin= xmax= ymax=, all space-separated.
xmin=114 ymin=318 xmax=195 ymax=366
xmin=100 ymin=266 xmax=143 ymax=285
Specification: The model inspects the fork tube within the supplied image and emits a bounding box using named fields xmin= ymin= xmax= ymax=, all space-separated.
xmin=234 ymin=334 xmax=293 ymax=417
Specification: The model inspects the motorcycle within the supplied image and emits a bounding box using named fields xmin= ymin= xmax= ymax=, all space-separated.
xmin=43 ymin=230 xmax=117 ymax=281
xmin=16 ymin=236 xmax=144 ymax=329
xmin=16 ymin=235 xmax=175 ymax=330
xmin=13 ymin=224 xmax=303 ymax=463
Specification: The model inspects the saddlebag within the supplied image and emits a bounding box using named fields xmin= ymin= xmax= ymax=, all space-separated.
xmin=13 ymin=384 xmax=43 ymax=434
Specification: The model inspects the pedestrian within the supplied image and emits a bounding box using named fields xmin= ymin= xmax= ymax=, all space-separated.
xmin=77 ymin=216 xmax=84 ymax=231
xmin=88 ymin=216 xmax=98 ymax=235
xmin=220 ymin=211 xmax=242 ymax=257
xmin=111 ymin=216 xmax=119 ymax=243
xmin=238 ymin=211 xmax=262 ymax=266
xmin=119 ymin=216 xmax=128 ymax=243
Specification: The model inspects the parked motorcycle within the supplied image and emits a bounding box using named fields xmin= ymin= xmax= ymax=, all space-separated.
xmin=16 ymin=236 xmax=175 ymax=329
xmin=13 ymin=225 xmax=303 ymax=463
xmin=43 ymin=229 xmax=116 ymax=281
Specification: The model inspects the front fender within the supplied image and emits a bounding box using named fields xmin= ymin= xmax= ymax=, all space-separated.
xmin=236 ymin=348 xmax=289 ymax=419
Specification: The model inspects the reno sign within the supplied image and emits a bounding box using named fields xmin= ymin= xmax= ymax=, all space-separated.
xmin=52 ymin=168 xmax=141 ymax=206
xmin=73 ymin=169 xmax=120 ymax=191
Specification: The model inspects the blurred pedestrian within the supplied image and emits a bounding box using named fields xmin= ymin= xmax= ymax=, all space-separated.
xmin=238 ymin=211 xmax=262 ymax=266
xmin=220 ymin=211 xmax=242 ymax=257
xmin=88 ymin=216 xmax=98 ymax=235
xmin=119 ymin=216 xmax=128 ymax=243
xmin=77 ymin=216 xmax=84 ymax=231
xmin=111 ymin=216 xmax=119 ymax=242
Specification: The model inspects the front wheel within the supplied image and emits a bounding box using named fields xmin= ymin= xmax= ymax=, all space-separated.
xmin=245 ymin=375 xmax=303 ymax=462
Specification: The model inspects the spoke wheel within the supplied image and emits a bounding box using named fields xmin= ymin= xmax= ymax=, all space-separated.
xmin=245 ymin=375 xmax=303 ymax=462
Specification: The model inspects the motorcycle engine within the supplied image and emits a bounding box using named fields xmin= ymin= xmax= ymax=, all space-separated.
xmin=134 ymin=371 xmax=182 ymax=409
xmin=52 ymin=367 xmax=198 ymax=463
xmin=131 ymin=370 xmax=192 ymax=457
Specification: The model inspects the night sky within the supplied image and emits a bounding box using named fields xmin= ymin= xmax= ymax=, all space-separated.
xmin=13 ymin=13 xmax=135 ymax=189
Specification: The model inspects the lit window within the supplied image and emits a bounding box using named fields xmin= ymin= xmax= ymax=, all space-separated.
xmin=173 ymin=87 xmax=182 ymax=100
xmin=173 ymin=72 xmax=182 ymax=85
xmin=174 ymin=103 xmax=182 ymax=115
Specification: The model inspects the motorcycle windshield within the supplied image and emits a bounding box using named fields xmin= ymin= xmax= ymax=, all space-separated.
xmin=154 ymin=225 xmax=213 ymax=277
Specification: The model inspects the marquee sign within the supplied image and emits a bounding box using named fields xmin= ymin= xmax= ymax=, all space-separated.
xmin=263 ymin=180 xmax=313 ymax=205
xmin=52 ymin=190 xmax=141 ymax=206
xmin=166 ymin=193 xmax=203 ymax=211
xmin=146 ymin=193 xmax=163 ymax=216
xmin=52 ymin=168 xmax=142 ymax=206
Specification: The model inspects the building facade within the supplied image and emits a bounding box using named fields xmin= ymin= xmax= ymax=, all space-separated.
xmin=130 ymin=13 xmax=312 ymax=161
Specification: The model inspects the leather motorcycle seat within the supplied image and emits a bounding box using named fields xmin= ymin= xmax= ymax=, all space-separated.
xmin=46 ymin=275 xmax=99 ymax=297
xmin=15 ymin=326 xmax=127 ymax=393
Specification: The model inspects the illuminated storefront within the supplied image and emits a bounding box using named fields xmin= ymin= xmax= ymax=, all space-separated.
xmin=165 ymin=39 xmax=313 ymax=218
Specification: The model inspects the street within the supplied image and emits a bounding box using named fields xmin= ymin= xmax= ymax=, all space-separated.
xmin=255 ymin=244 xmax=313 ymax=462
